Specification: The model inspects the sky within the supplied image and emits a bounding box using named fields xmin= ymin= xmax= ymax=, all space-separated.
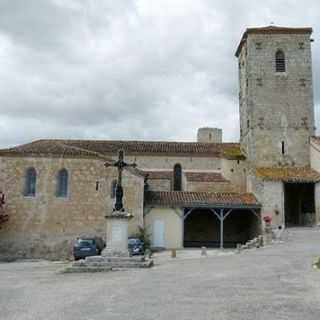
xmin=0 ymin=0 xmax=320 ymax=148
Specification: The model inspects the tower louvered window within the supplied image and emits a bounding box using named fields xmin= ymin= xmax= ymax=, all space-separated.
xmin=173 ymin=164 xmax=182 ymax=191
xmin=275 ymin=50 xmax=286 ymax=72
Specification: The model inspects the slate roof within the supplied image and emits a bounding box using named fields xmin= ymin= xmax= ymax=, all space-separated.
xmin=236 ymin=26 xmax=313 ymax=57
xmin=0 ymin=139 xmax=244 ymax=160
xmin=185 ymin=172 xmax=229 ymax=183
xmin=255 ymin=167 xmax=320 ymax=183
xmin=144 ymin=191 xmax=260 ymax=208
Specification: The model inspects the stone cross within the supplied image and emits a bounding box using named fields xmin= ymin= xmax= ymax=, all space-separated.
xmin=105 ymin=150 xmax=136 ymax=212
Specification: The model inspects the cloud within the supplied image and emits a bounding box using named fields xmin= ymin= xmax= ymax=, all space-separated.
xmin=0 ymin=0 xmax=319 ymax=147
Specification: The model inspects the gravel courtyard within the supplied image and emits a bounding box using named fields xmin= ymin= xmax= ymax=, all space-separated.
xmin=1 ymin=228 xmax=320 ymax=320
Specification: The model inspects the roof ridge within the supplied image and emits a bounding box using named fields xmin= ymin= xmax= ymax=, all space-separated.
xmin=0 ymin=139 xmax=244 ymax=160
xmin=7 ymin=138 xmax=240 ymax=145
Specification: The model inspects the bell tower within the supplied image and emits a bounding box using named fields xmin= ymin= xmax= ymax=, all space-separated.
xmin=236 ymin=26 xmax=315 ymax=167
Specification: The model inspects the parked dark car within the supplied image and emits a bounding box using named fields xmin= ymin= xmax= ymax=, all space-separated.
xmin=128 ymin=238 xmax=144 ymax=256
xmin=73 ymin=237 xmax=105 ymax=260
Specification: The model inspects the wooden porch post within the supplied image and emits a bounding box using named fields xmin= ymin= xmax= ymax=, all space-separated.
xmin=220 ymin=209 xmax=224 ymax=249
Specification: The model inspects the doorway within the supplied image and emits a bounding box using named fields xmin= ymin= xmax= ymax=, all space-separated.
xmin=284 ymin=183 xmax=315 ymax=226
xmin=153 ymin=220 xmax=165 ymax=248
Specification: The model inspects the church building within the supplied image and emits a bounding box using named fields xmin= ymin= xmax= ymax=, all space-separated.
xmin=1 ymin=26 xmax=320 ymax=259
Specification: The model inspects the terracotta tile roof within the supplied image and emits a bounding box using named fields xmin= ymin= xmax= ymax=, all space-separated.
xmin=236 ymin=26 xmax=312 ymax=57
xmin=0 ymin=140 xmax=113 ymax=161
xmin=185 ymin=172 xmax=229 ymax=183
xmin=0 ymin=139 xmax=244 ymax=160
xmin=255 ymin=167 xmax=320 ymax=183
xmin=144 ymin=191 xmax=260 ymax=208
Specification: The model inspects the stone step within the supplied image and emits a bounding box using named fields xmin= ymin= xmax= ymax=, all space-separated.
xmin=63 ymin=259 xmax=153 ymax=273
xmin=108 ymin=260 xmax=153 ymax=268
xmin=84 ymin=256 xmax=146 ymax=263
xmin=75 ymin=261 xmax=149 ymax=267
xmin=62 ymin=266 xmax=112 ymax=273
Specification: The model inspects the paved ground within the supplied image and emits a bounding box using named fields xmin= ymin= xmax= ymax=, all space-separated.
xmin=1 ymin=228 xmax=320 ymax=320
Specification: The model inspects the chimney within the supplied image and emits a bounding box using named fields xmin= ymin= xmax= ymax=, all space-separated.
xmin=197 ymin=127 xmax=222 ymax=143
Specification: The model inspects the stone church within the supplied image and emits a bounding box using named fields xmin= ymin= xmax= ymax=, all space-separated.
xmin=1 ymin=26 xmax=320 ymax=260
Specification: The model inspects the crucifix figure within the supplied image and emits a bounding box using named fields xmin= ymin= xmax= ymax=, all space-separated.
xmin=105 ymin=149 xmax=136 ymax=212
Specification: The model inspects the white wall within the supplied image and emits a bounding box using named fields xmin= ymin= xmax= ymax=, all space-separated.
xmin=144 ymin=207 xmax=183 ymax=249
xmin=310 ymin=139 xmax=320 ymax=172
xmin=315 ymin=183 xmax=320 ymax=225
xmin=249 ymin=174 xmax=284 ymax=227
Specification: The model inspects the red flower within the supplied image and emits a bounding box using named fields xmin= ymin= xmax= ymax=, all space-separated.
xmin=263 ymin=216 xmax=272 ymax=223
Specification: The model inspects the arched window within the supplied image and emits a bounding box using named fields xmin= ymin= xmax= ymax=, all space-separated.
xmin=111 ymin=180 xmax=117 ymax=198
xmin=24 ymin=167 xmax=37 ymax=197
xmin=173 ymin=164 xmax=182 ymax=191
xmin=275 ymin=50 xmax=286 ymax=72
xmin=56 ymin=169 xmax=68 ymax=197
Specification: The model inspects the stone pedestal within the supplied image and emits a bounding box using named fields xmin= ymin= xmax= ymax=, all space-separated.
xmin=64 ymin=211 xmax=153 ymax=273
xmin=102 ymin=211 xmax=133 ymax=257
xmin=264 ymin=222 xmax=273 ymax=245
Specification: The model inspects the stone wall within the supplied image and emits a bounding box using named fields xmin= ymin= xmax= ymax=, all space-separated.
xmin=129 ymin=153 xmax=248 ymax=193
xmin=118 ymin=155 xmax=222 ymax=171
xmin=147 ymin=179 xmax=171 ymax=192
xmin=0 ymin=156 xmax=144 ymax=260
xmin=238 ymin=32 xmax=314 ymax=166
xmin=221 ymin=159 xmax=247 ymax=193
xmin=186 ymin=181 xmax=234 ymax=193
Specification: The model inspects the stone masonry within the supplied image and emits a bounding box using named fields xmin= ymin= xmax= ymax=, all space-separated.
xmin=237 ymin=28 xmax=314 ymax=167
xmin=0 ymin=156 xmax=144 ymax=260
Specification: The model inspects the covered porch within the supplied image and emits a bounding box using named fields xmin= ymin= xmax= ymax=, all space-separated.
xmin=255 ymin=167 xmax=320 ymax=227
xmin=144 ymin=191 xmax=261 ymax=249
xmin=184 ymin=207 xmax=260 ymax=249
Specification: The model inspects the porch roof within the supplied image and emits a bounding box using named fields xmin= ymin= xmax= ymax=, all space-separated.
xmin=255 ymin=167 xmax=320 ymax=183
xmin=144 ymin=191 xmax=261 ymax=209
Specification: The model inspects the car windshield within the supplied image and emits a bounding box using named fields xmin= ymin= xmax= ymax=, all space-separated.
xmin=77 ymin=239 xmax=95 ymax=246
xmin=128 ymin=239 xmax=140 ymax=245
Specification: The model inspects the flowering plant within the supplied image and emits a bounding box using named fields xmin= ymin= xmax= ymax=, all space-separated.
xmin=263 ymin=215 xmax=272 ymax=223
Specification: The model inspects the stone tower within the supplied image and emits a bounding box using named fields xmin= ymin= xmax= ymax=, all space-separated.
xmin=236 ymin=26 xmax=315 ymax=167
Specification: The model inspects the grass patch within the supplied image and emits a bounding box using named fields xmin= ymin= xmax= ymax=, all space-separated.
xmin=313 ymin=257 xmax=320 ymax=269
